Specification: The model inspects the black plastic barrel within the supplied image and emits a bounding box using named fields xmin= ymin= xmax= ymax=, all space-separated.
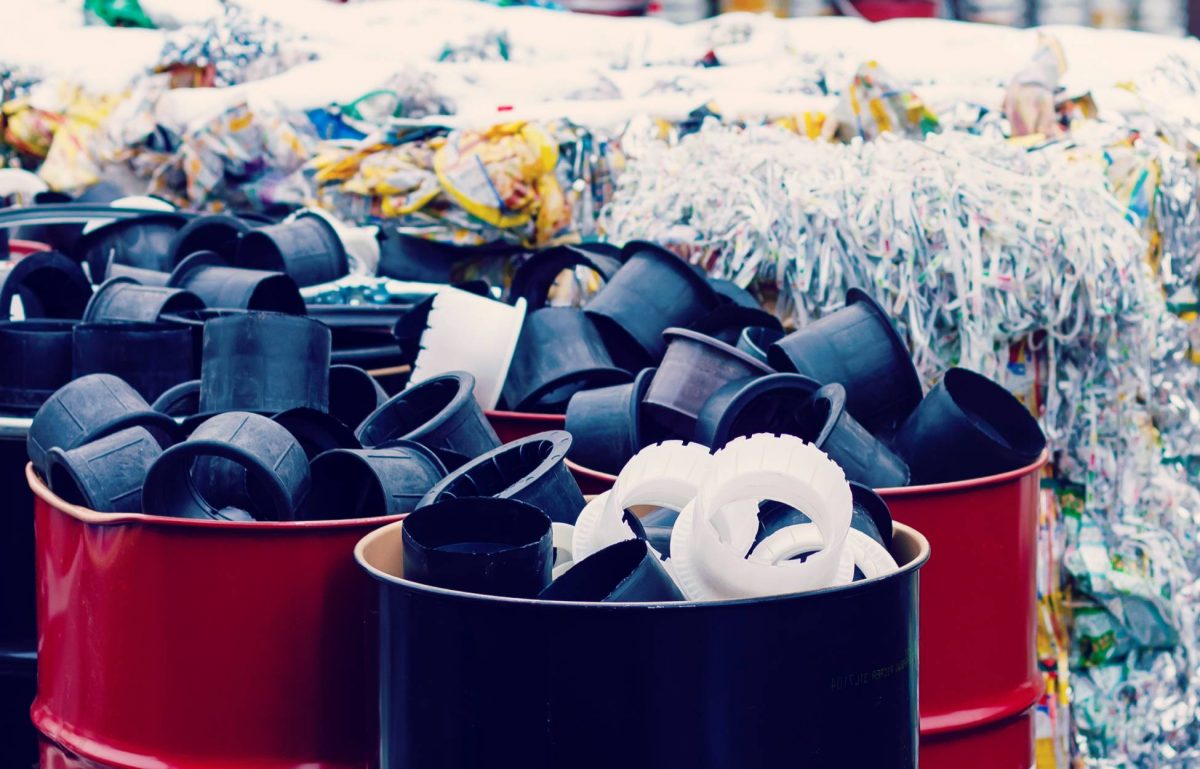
xmin=356 ymin=520 xmax=929 ymax=769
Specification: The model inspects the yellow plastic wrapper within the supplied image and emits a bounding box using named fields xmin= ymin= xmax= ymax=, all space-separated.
xmin=312 ymin=141 xmax=442 ymax=218
xmin=822 ymin=61 xmax=938 ymax=143
xmin=3 ymin=81 xmax=122 ymax=190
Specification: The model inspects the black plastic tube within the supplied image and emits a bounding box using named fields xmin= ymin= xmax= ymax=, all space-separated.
xmin=272 ymin=407 xmax=361 ymax=459
xmin=238 ymin=214 xmax=349 ymax=287
xmin=142 ymin=411 xmax=311 ymax=521
xmin=151 ymin=379 xmax=201 ymax=418
xmin=538 ymin=539 xmax=683 ymax=602
xmin=501 ymin=307 xmax=630 ymax=413
xmin=788 ymin=384 xmax=910 ymax=488
xmin=328 ymin=364 xmax=387 ymax=430
xmin=46 ymin=426 xmax=163 ymax=513
xmin=849 ymin=482 xmax=894 ymax=549
xmin=168 ymin=214 xmax=251 ymax=265
xmin=508 ymin=245 xmax=623 ymax=310
xmin=401 ymin=497 xmax=554 ymax=598
xmin=688 ymin=305 xmax=782 ymax=346
xmin=706 ymin=277 xmax=761 ymax=309
xmin=83 ymin=277 xmax=206 ymax=323
xmin=72 ymin=322 xmax=197 ymax=403
xmin=0 ymin=320 xmax=75 ymax=415
xmin=0 ymin=251 xmax=91 ymax=320
xmin=736 ymin=325 xmax=785 ymax=363
xmin=306 ymin=443 xmax=445 ymax=519
xmin=418 ymin=430 xmax=585 ymax=524
xmin=106 ymin=255 xmax=171 ymax=286
xmin=563 ymin=367 xmax=661 ymax=474
xmin=891 ymin=367 xmax=1046 ymax=484
xmin=76 ymin=213 xmax=188 ymax=280
xmin=167 ymin=252 xmax=306 ymax=314
xmin=693 ymin=372 xmax=822 ymax=450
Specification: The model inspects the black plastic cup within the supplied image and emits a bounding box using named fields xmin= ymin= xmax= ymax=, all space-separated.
xmin=509 ymin=245 xmax=623 ymax=310
xmin=159 ymin=308 xmax=248 ymax=371
xmin=167 ymin=251 xmax=306 ymax=314
xmin=199 ymin=313 xmax=331 ymax=415
xmin=0 ymin=320 xmax=75 ymax=415
xmin=328 ymin=364 xmax=388 ymax=430
xmin=643 ymin=327 xmax=773 ymax=436
xmin=151 ymin=379 xmax=201 ymax=418
xmin=693 ymin=372 xmax=823 ymax=450
xmin=538 ymin=539 xmax=683 ymax=602
xmin=501 ymin=307 xmax=630 ymax=413
xmin=271 ymin=407 xmax=361 ymax=459
xmin=142 ymin=411 xmax=311 ymax=522
xmin=688 ymin=304 xmax=782 ymax=346
xmin=83 ymin=276 xmax=206 ymax=323
xmin=306 ymin=443 xmax=446 ymax=520
xmin=238 ymin=214 xmax=348 ymax=287
xmin=767 ymin=288 xmax=922 ymax=433
xmin=374 ymin=229 xmax=505 ymax=284
xmin=736 ymin=325 xmax=785 ymax=364
xmin=584 ymin=241 xmax=719 ymax=368
xmin=355 ymin=372 xmax=500 ymax=469
xmin=168 ymin=214 xmax=251 ymax=266
xmin=45 ymin=426 xmax=163 ymax=513
xmin=402 ymin=497 xmax=554 ymax=599
xmin=706 ymin=277 xmax=761 ymax=309
xmin=787 ymin=384 xmax=910 ymax=488
xmin=418 ymin=431 xmax=585 ymax=525
xmin=106 ymin=253 xmax=170 ymax=286
xmin=73 ymin=322 xmax=197 ymax=403
xmin=564 ymin=367 xmax=662 ymax=474
xmin=0 ymin=251 xmax=91 ymax=320
xmin=27 ymin=373 xmax=178 ymax=475
xmin=891 ymin=367 xmax=1046 ymax=484
xmin=76 ymin=213 xmax=188 ymax=280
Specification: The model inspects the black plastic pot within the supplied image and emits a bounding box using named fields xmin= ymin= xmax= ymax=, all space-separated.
xmin=644 ymin=327 xmax=773 ymax=436
xmin=238 ymin=214 xmax=348 ymax=287
xmin=753 ymin=483 xmax=893 ymax=554
xmin=168 ymin=214 xmax=251 ymax=265
xmin=401 ymin=497 xmax=554 ymax=599
xmin=392 ymin=296 xmax=435 ymax=365
xmin=73 ymin=322 xmax=197 ymax=403
xmin=306 ymin=443 xmax=445 ymax=520
xmin=106 ymin=253 xmax=171 ymax=286
xmin=199 ymin=313 xmax=331 ymax=415
xmin=83 ymin=276 xmax=206 ymax=323
xmin=563 ymin=367 xmax=662 ymax=474
xmin=0 ymin=250 xmax=91 ymax=320
xmin=693 ymin=373 xmax=822 ymax=450
xmin=509 ymin=245 xmax=623 ymax=310
xmin=328 ymin=364 xmax=388 ymax=430
xmin=272 ymin=407 xmax=361 ymax=459
xmin=501 ymin=307 xmax=630 ymax=413
xmin=168 ymin=251 xmax=306 ymax=314
xmin=767 ymin=288 xmax=922 ymax=433
xmin=736 ymin=325 xmax=784 ymax=364
xmin=76 ymin=213 xmax=188 ymax=280
xmin=640 ymin=506 xmax=678 ymax=558
xmin=584 ymin=241 xmax=719 ymax=368
xmin=27 ymin=373 xmax=178 ymax=475
xmin=688 ymin=305 xmax=782 ymax=346
xmin=0 ymin=320 xmax=75 ymax=415
xmin=142 ymin=411 xmax=311 ymax=521
xmin=356 ymin=372 xmax=500 ymax=470
xmin=787 ymin=384 xmax=910 ymax=488
xmin=356 ymin=520 xmax=929 ymax=769
xmin=46 ymin=426 xmax=163 ymax=513
xmin=418 ymin=431 xmax=585 ymax=525
xmin=891 ymin=367 xmax=1046 ymax=484
xmin=707 ymin=278 xmax=761 ymax=309
xmin=539 ymin=539 xmax=683 ymax=602
xmin=152 ymin=379 xmax=201 ymax=418
xmin=375 ymin=229 xmax=495 ymax=284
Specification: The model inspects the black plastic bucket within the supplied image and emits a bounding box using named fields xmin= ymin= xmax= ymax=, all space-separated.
xmin=0 ymin=251 xmax=91 ymax=320
xmin=168 ymin=252 xmax=306 ymax=314
xmin=0 ymin=320 xmax=75 ymax=415
xmin=356 ymin=519 xmax=928 ymax=769
xmin=238 ymin=214 xmax=348 ymax=287
xmin=73 ymin=322 xmax=198 ymax=402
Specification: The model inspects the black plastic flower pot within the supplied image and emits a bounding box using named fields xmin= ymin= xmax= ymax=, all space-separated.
xmin=27 ymin=373 xmax=178 ymax=475
xmin=787 ymin=384 xmax=910 ymax=488
xmin=392 ymin=296 xmax=435 ymax=366
xmin=767 ymin=288 xmax=922 ymax=433
xmin=271 ymin=407 xmax=361 ymax=459
xmin=83 ymin=276 xmax=206 ymax=323
xmin=356 ymin=372 xmax=500 ymax=470
xmin=688 ymin=305 xmax=782 ymax=346
xmin=45 ymin=426 xmax=163 ymax=513
xmin=644 ymin=327 xmax=773 ymax=437
xmin=355 ymin=520 xmax=929 ymax=769
xmin=168 ymin=214 xmax=251 ymax=265
xmin=501 ymin=307 xmax=630 ymax=413
xmin=106 ymin=253 xmax=171 ymax=286
xmin=539 ymin=539 xmax=683 ymax=602
xmin=142 ymin=411 xmax=311 ymax=522
xmin=640 ymin=506 xmax=678 ymax=558
xmin=563 ymin=367 xmax=662 ymax=474
xmin=736 ymin=325 xmax=784 ymax=364
xmin=199 ymin=312 xmax=331 ymax=415
xmin=0 ymin=250 xmax=91 ymax=320
xmin=418 ymin=430 xmax=585 ymax=525
xmin=328 ymin=364 xmax=388 ymax=430
xmin=76 ymin=213 xmax=188 ymax=280
xmin=238 ymin=213 xmax=349 ymax=287
xmin=706 ymin=277 xmax=761 ymax=309
xmin=891 ymin=367 xmax=1047 ymax=484
xmin=168 ymin=251 xmax=306 ymax=314
xmin=693 ymin=372 xmax=822 ymax=450
xmin=584 ymin=241 xmax=719 ymax=368
xmin=508 ymin=245 xmax=623 ymax=310
xmin=306 ymin=443 xmax=446 ymax=520
xmin=401 ymin=497 xmax=554 ymax=599
xmin=72 ymin=322 xmax=198 ymax=403
xmin=753 ymin=483 xmax=893 ymax=554
xmin=374 ymin=229 xmax=514 ymax=284
xmin=152 ymin=379 xmax=201 ymax=418
xmin=0 ymin=320 xmax=75 ymax=415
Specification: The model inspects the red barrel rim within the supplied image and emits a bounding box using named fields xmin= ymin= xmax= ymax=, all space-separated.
xmin=484 ymin=409 xmax=567 ymax=424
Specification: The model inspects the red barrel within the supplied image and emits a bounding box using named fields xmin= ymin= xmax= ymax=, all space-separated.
xmin=484 ymin=410 xmax=565 ymax=444
xmin=29 ymin=465 xmax=397 ymax=769
xmin=879 ymin=454 xmax=1046 ymax=769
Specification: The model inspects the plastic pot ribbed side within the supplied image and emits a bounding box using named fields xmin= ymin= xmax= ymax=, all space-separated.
xmin=29 ymin=467 xmax=395 ymax=769
xmin=878 ymin=455 xmax=1045 ymax=769
xmin=357 ymin=519 xmax=928 ymax=769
